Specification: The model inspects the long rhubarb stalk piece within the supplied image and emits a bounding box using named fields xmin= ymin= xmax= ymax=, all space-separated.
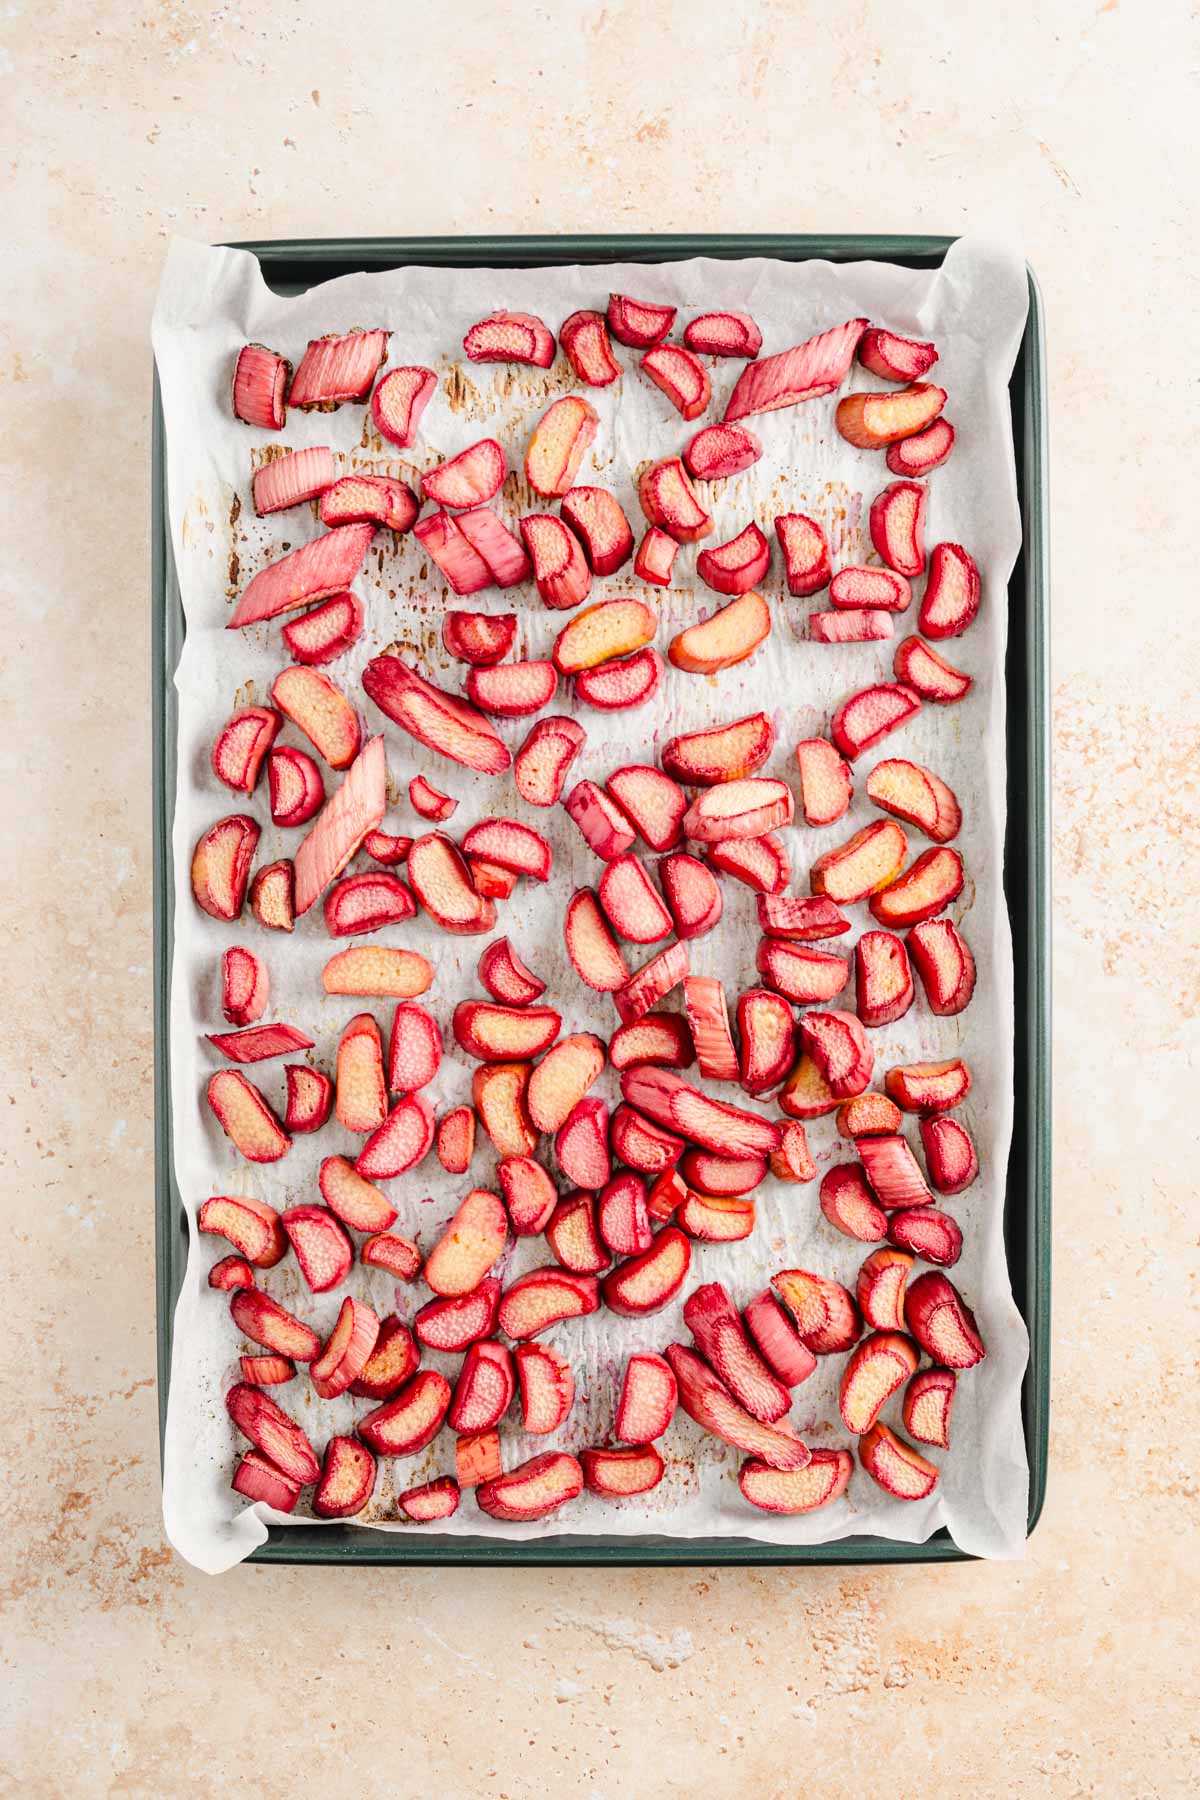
xmin=724 ymin=319 xmax=867 ymax=422
xmin=293 ymin=735 xmax=386 ymax=916
xmin=228 ymin=523 xmax=375 ymax=629
xmin=362 ymin=656 xmax=511 ymax=775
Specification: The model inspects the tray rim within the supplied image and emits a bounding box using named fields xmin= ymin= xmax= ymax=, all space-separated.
xmin=152 ymin=232 xmax=1050 ymax=1567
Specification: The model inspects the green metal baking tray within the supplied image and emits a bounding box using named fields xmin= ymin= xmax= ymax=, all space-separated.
xmin=153 ymin=235 xmax=1049 ymax=1565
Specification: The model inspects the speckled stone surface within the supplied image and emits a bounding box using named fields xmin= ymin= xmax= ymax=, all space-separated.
xmin=3 ymin=2 xmax=1198 ymax=1794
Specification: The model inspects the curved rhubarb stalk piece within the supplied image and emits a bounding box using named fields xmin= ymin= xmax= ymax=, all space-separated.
xmin=870 ymin=846 xmax=964 ymax=928
xmin=685 ymin=422 xmax=763 ymax=481
xmin=280 ymin=589 xmax=364 ymax=667
xmin=354 ymin=1093 xmax=435 ymax=1179
xmin=858 ymin=1135 xmax=933 ymax=1212
xmin=461 ymin=819 xmax=553 ymax=883
xmin=361 ymin=1231 xmax=423 ymax=1281
xmin=272 ymin=666 xmax=361 ymax=770
xmin=612 ymin=1103 xmax=684 ymax=1175
xmin=634 ymin=527 xmax=679 ymax=585
xmin=414 ymin=1277 xmax=501 ymax=1353
xmin=423 ymin=1188 xmax=509 ymax=1299
xmin=192 ymin=815 xmax=259 ymax=921
xmin=399 ymin=1475 xmax=461 ymax=1522
xmin=478 ymin=1451 xmax=584 ymax=1522
xmin=364 ymin=656 xmax=511 ymax=775
xmin=454 ymin=1001 xmax=561 ymax=1063
xmin=408 ymin=833 xmax=497 ymax=935
xmin=251 ymin=446 xmax=336 ymax=517
xmin=528 ymin=1033 xmax=606 ymax=1133
xmin=555 ymin=1096 xmax=611 ymax=1189
xmin=422 ymin=439 xmax=505 ymax=511
xmin=288 ymin=328 xmax=388 ymax=409
xmin=756 ymin=942 xmax=849 ymax=1006
xmin=638 ymin=457 xmax=713 ymax=542
xmin=233 ymin=342 xmax=289 ymax=429
xmin=511 ymin=715 xmax=585 ymax=808
xmin=709 ymin=834 xmax=790 ymax=895
xmin=324 ymin=870 xmax=415 ymax=938
xmin=560 ymin=486 xmax=634 ymax=575
xmin=434 ymin=1105 xmax=476 ymax=1178
xmin=809 ymin=609 xmax=894 ymax=644
xmin=903 ymin=1367 xmax=956 ymax=1448
xmin=221 ymin=946 xmax=268 ymax=1028
xmin=313 ymin=1435 xmax=377 ymax=1519
xmin=451 ymin=507 xmax=529 ymax=587
xmin=740 ymin=1446 xmax=852 ymax=1515
xmin=779 ymin=1051 xmax=839 ymax=1121
xmin=614 ymin=941 xmax=690 ymax=1025
xmin=887 ymin=1204 xmax=964 ymax=1266
xmin=473 ymin=1061 xmax=538 ymax=1157
xmin=516 ymin=1342 xmax=575 ymax=1434
xmin=310 ymin=1296 xmax=382 ymax=1400
xmin=758 ymin=894 xmax=848 ymax=941
xmin=602 ymin=1226 xmax=692 ymax=1316
xmin=607 ymin=292 xmax=676 ymax=347
xmin=660 ymin=854 xmax=723 ymax=940
xmin=620 ymin=1066 xmax=781 ymax=1157
xmin=856 ymin=930 xmax=915 ymax=1028
xmin=609 ymin=1011 xmax=694 ymax=1072
xmin=743 ymin=1290 xmax=817 ymax=1388
xmin=684 ymin=778 xmax=793 ymax=843
xmin=919 ymin=542 xmax=981 ymax=640
xmin=640 ymin=343 xmax=711 ymax=419
xmin=466 ymin=659 xmax=559 ymax=718
xmin=560 ymin=308 xmax=621 ymax=385
xmin=602 ymin=768 xmax=684 ymax=855
xmin=893 ymin=635 xmax=973 ymax=703
xmin=497 ymin=1155 xmax=559 ymax=1236
xmin=670 ymin=589 xmax=770 ymax=674
xmin=206 ymin=1021 xmax=311 ymax=1065
xmin=582 ymin=1444 xmax=665 ymax=1497
xmin=463 ymin=310 xmax=555 ymax=367
xmin=774 ymin=513 xmax=833 ymax=597
xmin=520 ymin=514 xmax=592 ymax=611
xmin=322 ymin=945 xmax=432 ymax=999
xmin=859 ymin=328 xmax=938 ymax=382
xmin=681 ymin=976 xmax=738 ymax=1081
xmin=229 ymin=522 xmax=375 ymax=629
xmin=677 ymin=1189 xmax=756 ymax=1241
xmin=885 ymin=1058 xmax=972 ymax=1114
xmin=871 ymin=480 xmax=928 ymax=581
xmin=576 ymin=646 xmax=664 ymax=719
xmin=888 ymin=416 xmax=956 ymax=476
xmin=409 ymin=774 xmax=456 ymax=823
xmin=319 ymin=475 xmax=419 ymax=533
xmin=684 ymin=309 xmax=762 ymax=357
xmin=773 ymin=1268 xmax=862 ymax=1354
xmin=449 ymin=1341 xmax=516 ymax=1434
xmin=269 ymin=745 xmax=325 ymax=829
xmin=561 ymin=888 xmax=630 ymax=995
xmin=526 ymin=395 xmax=599 ymax=498
xmin=836 ymin=382 xmax=947 ymax=449
xmin=697 ymin=525 xmax=771 ymax=598
xmin=498 ymin=1268 xmax=600 ymax=1340
xmin=387 ymin=1002 xmax=442 ymax=1095
xmin=370 ymin=364 xmax=436 ymax=446
xmin=829 ymin=566 xmax=912 ymax=613
xmin=599 ymin=856 xmax=673 ymax=945
xmin=919 ymin=1114 xmax=978 ymax=1194
xmin=598 ymin=1170 xmax=653 ymax=1255
xmin=768 ymin=1120 xmax=816 ymax=1184
xmin=232 ymin=1450 xmax=301 ymax=1512
xmin=859 ymin=1421 xmax=939 ymax=1499
xmin=684 ymin=1282 xmax=791 ymax=1422
xmin=867 ymin=758 xmax=961 ymax=844
xmin=616 ymin=1352 xmax=677 ymax=1442
xmin=832 ymin=682 xmax=922 ymax=762
xmin=207 ymin=1071 xmax=290 ymax=1163
xmin=735 ymin=988 xmax=794 ymax=1095
xmin=553 ymin=600 xmax=656 ymax=675
xmin=666 ymin=1343 xmax=809 ymax=1469
xmin=811 ymin=820 xmax=908 ymax=904
xmin=199 ymin=1194 xmax=286 ymax=1267
xmin=349 ymin=1316 xmax=420 ymax=1400
xmin=230 ymin=1289 xmax=319 ymax=1361
xmin=358 ymin=1371 xmax=453 ymax=1457
xmin=838 ymin=1092 xmax=903 ymax=1138
xmin=211 ymin=706 xmax=281 ymax=794
xmin=442 ymin=610 xmax=518 ymax=668
xmin=279 ymin=1205 xmax=353 ymax=1292
xmin=478 ymin=937 xmax=546 ymax=1008
xmin=209 ymin=1253 xmax=256 ymax=1292
xmin=226 ymin=1383 xmax=320 ymax=1486
xmin=794 ymin=738 xmax=850 ymax=829
xmin=725 ymin=318 xmax=867 ymax=422
xmin=564 ymin=782 xmax=636 ymax=864
xmin=820 ymin=1164 xmax=888 ymax=1243
xmin=546 ymin=1189 xmax=611 ymax=1275
xmin=840 ymin=1331 xmax=919 ymax=1435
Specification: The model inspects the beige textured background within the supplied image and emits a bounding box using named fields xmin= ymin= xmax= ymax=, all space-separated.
xmin=3 ymin=2 xmax=1198 ymax=1795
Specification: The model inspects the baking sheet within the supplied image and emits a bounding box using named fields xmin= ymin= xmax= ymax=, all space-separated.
xmin=152 ymin=237 xmax=1030 ymax=1573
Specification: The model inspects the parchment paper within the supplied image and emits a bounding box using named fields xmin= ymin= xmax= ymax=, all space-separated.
xmin=152 ymin=237 xmax=1030 ymax=1573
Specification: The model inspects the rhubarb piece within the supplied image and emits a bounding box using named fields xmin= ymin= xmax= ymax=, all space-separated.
xmin=423 ymin=439 xmax=506 ymax=511
xmin=371 ymin=365 xmax=437 ymax=446
xmin=884 ymin=1058 xmax=972 ymax=1114
xmin=887 ymin=1204 xmax=963 ymax=1266
xmin=272 ymin=666 xmax=361 ymax=771
xmin=681 ymin=976 xmax=738 ymax=1081
xmin=811 ymin=821 xmax=907 ymax=904
xmin=289 ymin=328 xmax=388 ymax=409
xmin=709 ymin=834 xmax=791 ymax=895
xmin=514 ymin=1342 xmax=575 ymax=1434
xmin=683 ymin=777 xmax=793 ymax=842
xmin=554 ymin=602 xmax=656 ymax=678
xmin=919 ymin=542 xmax=981 ymax=640
xmin=555 ymin=1096 xmax=611 ymax=1189
xmin=670 ymin=589 xmax=771 ymax=675
xmin=638 ymin=457 xmax=713 ymax=542
xmin=634 ymin=527 xmax=679 ymax=585
xmin=423 ymin=1188 xmax=509 ymax=1298
xmin=773 ymin=1269 xmax=862 ymax=1355
xmin=248 ymin=859 xmax=293 ymax=933
xmin=740 ymin=1446 xmax=853 ymax=1514
xmin=829 ymin=566 xmax=912 ymax=612
xmin=640 ymin=343 xmax=711 ymax=419
xmin=666 ymin=1343 xmax=809 ymax=1469
xmin=405 ymin=833 xmax=496 ymax=936
xmin=893 ymin=635 xmax=973 ymax=703
xmin=820 ymin=1164 xmax=887 ymax=1243
xmin=473 ymin=1061 xmax=538 ymax=1157
xmin=660 ymin=854 xmax=723 ymax=940
xmin=319 ymin=475 xmax=419 ymax=533
xmin=498 ymin=1155 xmax=559 ymax=1235
xmin=414 ymin=1278 xmax=501 ymax=1353
xmin=386 ymin=1002 xmax=442 ymax=1094
xmin=456 ymin=507 xmax=531 ymax=588
xmin=768 ymin=1119 xmax=817 ymax=1184
xmin=859 ymin=328 xmax=938 ymax=383
xmin=757 ymin=894 xmax=849 ymax=941
xmin=206 ymin=1022 xmax=312 ymax=1065
xmin=794 ymin=737 xmax=851 ymax=829
xmin=498 ymin=1267 xmax=600 ymax=1340
xmin=858 ymin=1133 xmax=934 ymax=1212
xmin=461 ymin=818 xmax=552 ymax=883
xmin=831 ymin=682 xmax=922 ymax=761
xmin=527 ymin=1033 xmax=606 ymax=1133
xmin=546 ymin=1189 xmax=611 ymax=1275
xmin=887 ymin=416 xmax=956 ymax=476
xmin=866 ymin=758 xmax=961 ymax=844
xmin=209 ymin=1254 xmax=256 ymax=1292
xmin=599 ymin=856 xmax=673 ymax=945
xmin=463 ymin=311 xmax=555 ymax=367
xmin=310 ymin=1295 xmax=382 ymax=1400
xmin=442 ymin=612 xmax=518 ymax=673
xmin=647 ymin=1169 xmax=686 ymax=1220
xmin=322 ymin=945 xmax=432 ymax=999
xmin=838 ymin=1092 xmax=903 ymax=1138
xmin=840 ymin=1331 xmax=919 ymax=1435
xmin=559 ymin=309 xmax=621 ymax=386
xmin=211 ymin=706 xmax=282 ymax=794
xmin=449 ymin=1341 xmax=516 ymax=1433
xmin=477 ymin=938 xmax=546 ymax=1009
xmin=582 ymin=1444 xmax=665 ymax=1497
xmin=436 ymin=1105 xmax=476 ymax=1176
xmin=466 ymin=659 xmax=559 ymax=718
xmin=684 ymin=422 xmax=763 ymax=481
xmin=414 ymin=510 xmax=492 ymax=595
xmin=725 ymin=318 xmax=867 ymax=422
xmin=409 ymin=774 xmax=456 ymax=823
xmin=809 ymin=607 xmax=895 ymax=644
xmin=859 ymin=1421 xmax=939 ymax=1499
xmin=354 ymin=1093 xmax=436 ymax=1179
xmin=252 ymin=445 xmax=336 ymax=517
xmin=221 ymin=947 xmax=268 ymax=1027
xmin=559 ymin=891 xmax=629 ymax=1000
xmin=836 ymin=382 xmax=947 ymax=449
xmin=519 ymin=514 xmax=593 ymax=612
xmin=602 ymin=1226 xmax=691 ymax=1317
xmin=779 ymin=1053 xmax=839 ymax=1122
xmin=621 ymin=1066 xmax=780 ymax=1156
xmin=684 ymin=309 xmax=763 ymax=357
xmin=233 ymin=343 xmax=289 ymax=430
xmin=615 ymin=1352 xmax=677 ymax=1442
xmin=870 ymin=846 xmax=964 ymax=928
xmin=269 ymin=745 xmax=326 ymax=829
xmin=453 ymin=1000 xmax=561 ymax=1063
xmin=279 ymin=1205 xmax=353 ymax=1292
xmin=598 ymin=1170 xmax=653 ymax=1256
xmin=614 ymin=942 xmax=690 ymax=1025
xmin=609 ymin=1011 xmax=694 ymax=1072
xmin=678 ymin=1187 xmax=756 ymax=1240
xmin=229 ymin=523 xmax=375 ymax=629
xmin=199 ymin=1194 xmax=287 ymax=1268
xmin=564 ymin=784 xmax=636 ymax=867
xmin=324 ymin=870 xmax=415 ymax=938
xmin=773 ymin=513 xmax=833 ymax=598
xmin=192 ymin=815 xmax=259 ymax=921
xmin=559 ymin=486 xmax=635 ymax=576
xmin=869 ymin=481 xmax=927 ymax=580
xmin=735 ymin=988 xmax=795 ymax=1095
xmin=607 ymin=292 xmax=676 ymax=348
xmin=360 ymin=1232 xmax=423 ymax=1281
xmin=757 ymin=941 xmax=849 ymax=1006
xmin=919 ymin=1114 xmax=978 ymax=1194
xmin=230 ymin=1289 xmax=320 ymax=1361
xmin=364 ymin=656 xmax=513 ymax=778
xmin=348 ymin=1316 xmax=420 ymax=1400
xmin=600 ymin=770 xmax=682 ymax=857
xmin=207 ymin=1070 xmax=290 ymax=1163
xmin=511 ymin=715 xmax=586 ymax=809
xmin=612 ymin=1103 xmax=684 ymax=1175
xmin=457 ymin=1430 xmax=503 ymax=1490
xmin=525 ymin=395 xmax=599 ymax=499
xmin=398 ymin=1476 xmax=461 ymax=1522
xmin=743 ymin=1290 xmax=817 ymax=1387
xmin=358 ymin=1371 xmax=453 ymax=1457
xmin=231 ymin=1450 xmax=301 ymax=1513
xmin=477 ymin=1451 xmax=584 ymax=1522
xmin=855 ymin=930 xmax=915 ymax=1028
xmin=902 ymin=1367 xmax=956 ymax=1448
xmin=313 ymin=1435 xmax=377 ymax=1518
xmin=225 ymin=1383 xmax=320 ymax=1486
xmin=684 ymin=1281 xmax=791 ymax=1422
xmin=697 ymin=525 xmax=771 ymax=598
